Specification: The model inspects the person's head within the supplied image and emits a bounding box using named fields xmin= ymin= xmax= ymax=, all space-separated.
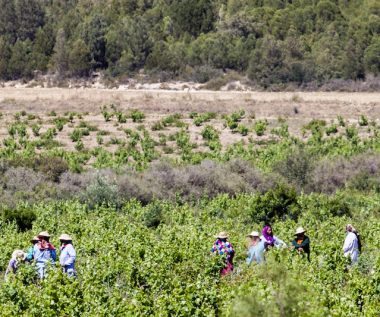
xmin=247 ymin=231 xmax=260 ymax=244
xmin=216 ymin=232 xmax=229 ymax=242
xmin=59 ymin=234 xmax=73 ymax=245
xmin=346 ymin=224 xmax=356 ymax=233
xmin=295 ymin=227 xmax=306 ymax=239
xmin=38 ymin=231 xmax=51 ymax=242
xmin=12 ymin=250 xmax=26 ymax=261
xmin=262 ymin=224 xmax=273 ymax=236
xmin=31 ymin=236 xmax=39 ymax=245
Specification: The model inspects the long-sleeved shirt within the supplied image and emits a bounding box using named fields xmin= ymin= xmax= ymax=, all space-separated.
xmin=211 ymin=239 xmax=235 ymax=264
xmin=260 ymin=235 xmax=287 ymax=248
xmin=343 ymin=232 xmax=359 ymax=263
xmin=5 ymin=258 xmax=18 ymax=277
xmin=26 ymin=246 xmax=35 ymax=262
xmin=246 ymin=240 xmax=266 ymax=265
xmin=292 ymin=235 xmax=310 ymax=260
xmin=60 ymin=244 xmax=76 ymax=269
xmin=33 ymin=243 xmax=56 ymax=265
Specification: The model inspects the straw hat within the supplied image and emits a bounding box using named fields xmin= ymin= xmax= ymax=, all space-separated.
xmin=247 ymin=231 xmax=260 ymax=238
xmin=38 ymin=231 xmax=51 ymax=238
xmin=215 ymin=232 xmax=229 ymax=239
xmin=12 ymin=250 xmax=26 ymax=260
xmin=294 ymin=227 xmax=306 ymax=235
xmin=31 ymin=236 xmax=39 ymax=242
xmin=59 ymin=234 xmax=72 ymax=241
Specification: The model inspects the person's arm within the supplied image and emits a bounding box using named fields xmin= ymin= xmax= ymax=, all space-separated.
xmin=274 ymin=236 xmax=287 ymax=248
xmin=26 ymin=247 xmax=34 ymax=261
xmin=246 ymin=247 xmax=255 ymax=265
xmin=343 ymin=234 xmax=354 ymax=253
xmin=299 ymin=237 xmax=310 ymax=248
xmin=64 ymin=246 xmax=76 ymax=266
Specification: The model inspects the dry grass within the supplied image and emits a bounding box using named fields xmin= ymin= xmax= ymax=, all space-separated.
xmin=0 ymin=88 xmax=379 ymax=153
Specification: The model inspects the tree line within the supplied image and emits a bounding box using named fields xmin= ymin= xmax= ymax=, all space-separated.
xmin=0 ymin=0 xmax=379 ymax=87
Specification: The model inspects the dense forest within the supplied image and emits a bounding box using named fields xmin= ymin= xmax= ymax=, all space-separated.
xmin=0 ymin=0 xmax=379 ymax=87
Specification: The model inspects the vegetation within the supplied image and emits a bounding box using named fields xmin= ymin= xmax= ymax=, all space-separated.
xmin=0 ymin=106 xmax=379 ymax=315
xmin=0 ymin=0 xmax=379 ymax=88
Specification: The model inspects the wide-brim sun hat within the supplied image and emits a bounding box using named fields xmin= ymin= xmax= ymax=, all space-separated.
xmin=38 ymin=231 xmax=51 ymax=238
xmin=12 ymin=250 xmax=26 ymax=260
xmin=59 ymin=234 xmax=72 ymax=241
xmin=31 ymin=236 xmax=39 ymax=242
xmin=295 ymin=227 xmax=306 ymax=235
xmin=215 ymin=231 xmax=229 ymax=239
xmin=247 ymin=231 xmax=260 ymax=237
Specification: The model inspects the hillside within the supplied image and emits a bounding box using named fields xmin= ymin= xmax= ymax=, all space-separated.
xmin=0 ymin=0 xmax=379 ymax=88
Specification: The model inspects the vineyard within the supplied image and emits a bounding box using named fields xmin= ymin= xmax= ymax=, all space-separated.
xmin=0 ymin=92 xmax=379 ymax=316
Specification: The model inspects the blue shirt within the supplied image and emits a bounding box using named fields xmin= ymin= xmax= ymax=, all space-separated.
xmin=33 ymin=244 xmax=55 ymax=265
xmin=246 ymin=240 xmax=266 ymax=265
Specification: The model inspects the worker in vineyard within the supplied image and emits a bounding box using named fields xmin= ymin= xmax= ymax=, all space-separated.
xmin=246 ymin=231 xmax=266 ymax=265
xmin=343 ymin=224 xmax=360 ymax=265
xmin=5 ymin=250 xmax=26 ymax=280
xmin=291 ymin=227 xmax=310 ymax=261
xmin=59 ymin=234 xmax=77 ymax=277
xmin=26 ymin=236 xmax=39 ymax=262
xmin=211 ymin=232 xmax=235 ymax=276
xmin=261 ymin=224 xmax=287 ymax=249
xmin=33 ymin=231 xmax=57 ymax=279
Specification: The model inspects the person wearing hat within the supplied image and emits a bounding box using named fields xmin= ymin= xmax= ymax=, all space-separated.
xmin=33 ymin=231 xmax=57 ymax=278
xmin=211 ymin=232 xmax=235 ymax=276
xmin=246 ymin=231 xmax=266 ymax=265
xmin=59 ymin=234 xmax=76 ymax=277
xmin=343 ymin=224 xmax=360 ymax=265
xmin=26 ymin=236 xmax=40 ymax=263
xmin=291 ymin=227 xmax=310 ymax=261
xmin=5 ymin=250 xmax=26 ymax=280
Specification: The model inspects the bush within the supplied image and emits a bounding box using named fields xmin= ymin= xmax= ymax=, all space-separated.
xmin=253 ymin=120 xmax=268 ymax=136
xmin=201 ymin=125 xmax=219 ymax=141
xmin=274 ymin=147 xmax=314 ymax=190
xmin=143 ymin=203 xmax=163 ymax=228
xmin=2 ymin=206 xmax=36 ymax=231
xmin=248 ymin=184 xmax=300 ymax=223
xmin=82 ymin=173 xmax=119 ymax=209
xmin=128 ymin=110 xmax=145 ymax=123
xmin=307 ymin=153 xmax=380 ymax=194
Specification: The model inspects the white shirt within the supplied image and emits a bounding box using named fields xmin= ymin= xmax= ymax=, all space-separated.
xmin=343 ymin=232 xmax=359 ymax=263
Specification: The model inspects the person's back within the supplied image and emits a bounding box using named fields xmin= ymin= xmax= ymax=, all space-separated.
xmin=59 ymin=234 xmax=76 ymax=277
xmin=343 ymin=231 xmax=359 ymax=264
xmin=247 ymin=240 xmax=266 ymax=265
xmin=211 ymin=232 xmax=235 ymax=276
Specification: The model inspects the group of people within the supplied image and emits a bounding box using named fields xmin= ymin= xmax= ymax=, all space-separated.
xmin=5 ymin=231 xmax=76 ymax=280
xmin=211 ymin=224 xmax=360 ymax=276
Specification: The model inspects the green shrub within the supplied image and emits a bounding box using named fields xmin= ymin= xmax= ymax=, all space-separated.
xmin=70 ymin=128 xmax=83 ymax=142
xmin=337 ymin=115 xmax=346 ymax=127
xmin=31 ymin=124 xmax=40 ymax=137
xmin=254 ymin=120 xmax=268 ymax=136
xmin=345 ymin=125 xmax=358 ymax=139
xmin=201 ymin=125 xmax=219 ymax=141
xmin=358 ymin=115 xmax=368 ymax=126
xmin=237 ymin=124 xmax=249 ymax=136
xmin=249 ymin=184 xmax=300 ymax=223
xmin=128 ymin=109 xmax=145 ymax=122
xmin=325 ymin=124 xmax=338 ymax=136
xmin=143 ymin=203 xmax=163 ymax=228
xmin=2 ymin=206 xmax=36 ymax=231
